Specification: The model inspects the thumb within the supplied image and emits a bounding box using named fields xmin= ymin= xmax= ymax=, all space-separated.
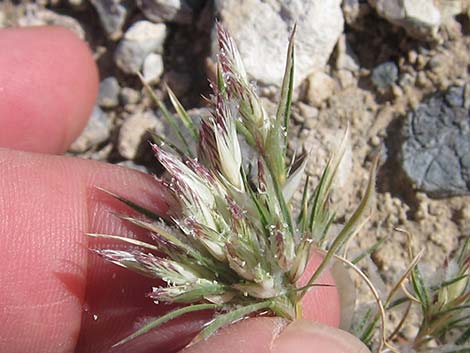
xmin=181 ymin=318 xmax=371 ymax=353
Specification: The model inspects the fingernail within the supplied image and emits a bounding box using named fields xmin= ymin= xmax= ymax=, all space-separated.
xmin=272 ymin=320 xmax=371 ymax=353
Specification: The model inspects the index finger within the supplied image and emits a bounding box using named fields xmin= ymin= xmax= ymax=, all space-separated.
xmin=0 ymin=26 xmax=98 ymax=153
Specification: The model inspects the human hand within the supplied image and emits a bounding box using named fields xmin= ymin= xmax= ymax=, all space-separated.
xmin=0 ymin=26 xmax=370 ymax=353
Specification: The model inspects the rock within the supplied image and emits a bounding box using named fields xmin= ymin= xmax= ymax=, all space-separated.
xmin=297 ymin=102 xmax=319 ymax=123
xmin=371 ymin=61 xmax=398 ymax=89
xmin=214 ymin=0 xmax=344 ymax=88
xmin=17 ymin=4 xmax=85 ymax=39
xmin=336 ymin=69 xmax=356 ymax=88
xmin=435 ymin=0 xmax=470 ymax=22
xmin=97 ymin=77 xmax=121 ymax=108
xmin=114 ymin=21 xmax=167 ymax=74
xmin=70 ymin=107 xmax=111 ymax=152
xmin=398 ymin=73 xmax=415 ymax=89
xmin=305 ymin=70 xmax=336 ymax=107
xmin=67 ymin=0 xmax=86 ymax=6
xmin=335 ymin=34 xmax=360 ymax=72
xmin=137 ymin=0 xmax=192 ymax=24
xmin=143 ymin=53 xmax=164 ymax=84
xmin=120 ymin=87 xmax=141 ymax=105
xmin=401 ymin=84 xmax=470 ymax=197
xmin=90 ymin=0 xmax=130 ymax=40
xmin=342 ymin=0 xmax=372 ymax=30
xmin=367 ymin=0 xmax=441 ymax=40
xmin=118 ymin=110 xmax=164 ymax=159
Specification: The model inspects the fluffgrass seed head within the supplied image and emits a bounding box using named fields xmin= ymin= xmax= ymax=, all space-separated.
xmin=92 ymin=23 xmax=376 ymax=347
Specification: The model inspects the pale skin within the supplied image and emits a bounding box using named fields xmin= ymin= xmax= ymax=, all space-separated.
xmin=0 ymin=26 xmax=371 ymax=353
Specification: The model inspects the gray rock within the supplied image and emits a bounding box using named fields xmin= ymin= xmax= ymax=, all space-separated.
xmin=143 ymin=53 xmax=164 ymax=83
xmin=335 ymin=34 xmax=360 ymax=72
xmin=118 ymin=110 xmax=165 ymax=159
xmin=90 ymin=0 xmax=130 ymax=40
xmin=70 ymin=107 xmax=111 ymax=152
xmin=97 ymin=77 xmax=121 ymax=108
xmin=371 ymin=61 xmax=398 ymax=89
xmin=120 ymin=87 xmax=141 ymax=105
xmin=137 ymin=0 xmax=192 ymax=24
xmin=214 ymin=0 xmax=344 ymax=88
xmin=401 ymin=84 xmax=470 ymax=197
xmin=367 ymin=0 xmax=440 ymax=40
xmin=18 ymin=4 xmax=85 ymax=39
xmin=114 ymin=21 xmax=167 ymax=74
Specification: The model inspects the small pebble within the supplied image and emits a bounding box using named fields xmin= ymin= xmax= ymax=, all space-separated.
xmin=114 ymin=21 xmax=167 ymax=74
xmin=445 ymin=85 xmax=464 ymax=107
xmin=118 ymin=110 xmax=164 ymax=160
xmin=97 ymin=77 xmax=120 ymax=108
xmin=137 ymin=0 xmax=193 ymax=24
xmin=120 ymin=87 xmax=141 ymax=105
xmin=90 ymin=0 xmax=130 ymax=40
xmin=371 ymin=61 xmax=398 ymax=89
xmin=305 ymin=70 xmax=336 ymax=107
xmin=70 ymin=106 xmax=111 ymax=152
xmin=143 ymin=53 xmax=164 ymax=84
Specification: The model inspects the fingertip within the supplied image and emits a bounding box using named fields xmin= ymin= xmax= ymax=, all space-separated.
xmin=0 ymin=26 xmax=99 ymax=153
xmin=181 ymin=317 xmax=286 ymax=353
xmin=181 ymin=318 xmax=370 ymax=353
xmin=272 ymin=320 xmax=371 ymax=353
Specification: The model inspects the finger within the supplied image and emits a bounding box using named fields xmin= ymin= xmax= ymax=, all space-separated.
xmin=181 ymin=318 xmax=370 ymax=353
xmin=0 ymin=148 xmax=170 ymax=353
xmin=0 ymin=26 xmax=98 ymax=154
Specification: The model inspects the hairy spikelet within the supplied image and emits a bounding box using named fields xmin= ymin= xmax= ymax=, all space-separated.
xmin=92 ymin=24 xmax=377 ymax=348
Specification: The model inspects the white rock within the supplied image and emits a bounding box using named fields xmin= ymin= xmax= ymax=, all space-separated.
xmin=143 ymin=53 xmax=164 ymax=83
xmin=214 ymin=0 xmax=344 ymax=88
xmin=114 ymin=21 xmax=167 ymax=74
xmin=367 ymin=0 xmax=441 ymax=40
xmin=306 ymin=70 xmax=336 ymax=107
xmin=137 ymin=0 xmax=192 ymax=24
xmin=118 ymin=110 xmax=164 ymax=159
xmin=435 ymin=0 xmax=470 ymax=22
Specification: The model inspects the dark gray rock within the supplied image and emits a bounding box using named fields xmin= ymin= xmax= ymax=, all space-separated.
xmin=371 ymin=61 xmax=398 ymax=89
xmin=401 ymin=84 xmax=470 ymax=197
